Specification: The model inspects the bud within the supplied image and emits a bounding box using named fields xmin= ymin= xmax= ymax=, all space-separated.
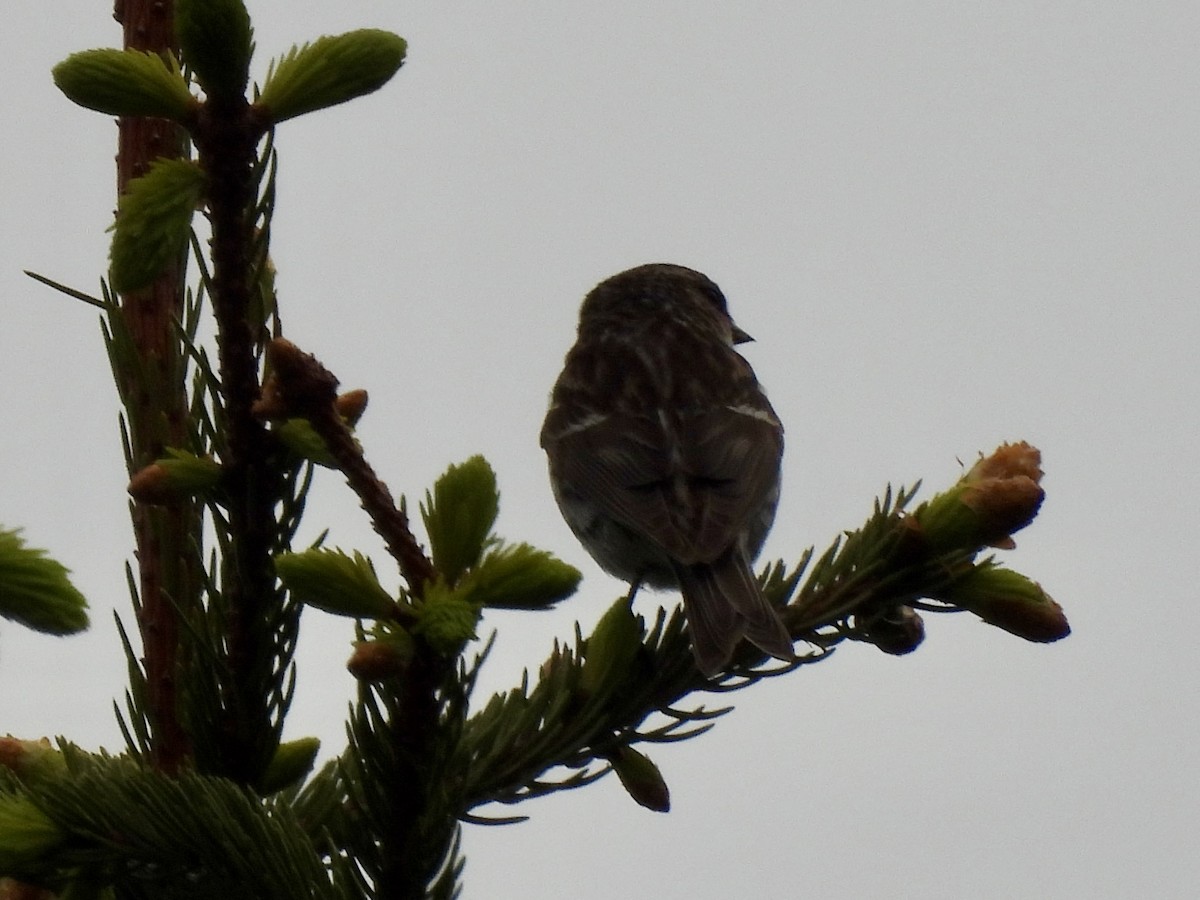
xmin=335 ymin=389 xmax=369 ymax=426
xmin=175 ymin=0 xmax=253 ymax=100
xmin=941 ymin=563 xmax=1070 ymax=643
xmin=52 ymin=49 xmax=195 ymax=120
xmin=855 ymin=604 xmax=925 ymax=655
xmin=581 ymin=597 xmax=642 ymax=697
xmin=0 ymin=528 xmax=89 ymax=635
xmin=256 ymin=30 xmax=406 ymax=125
xmin=608 ymin=745 xmax=670 ymax=813
xmin=460 ymin=543 xmax=581 ymax=610
xmin=261 ymin=381 xmax=365 ymax=467
xmin=0 ymin=796 xmax=65 ymax=873
xmin=967 ymin=440 xmax=1043 ymax=483
xmin=911 ymin=442 xmax=1044 ymax=553
xmin=108 ymin=159 xmax=205 ymax=294
xmin=347 ymin=637 xmax=412 ymax=682
xmin=420 ymin=456 xmax=500 ymax=585
xmin=260 ymin=737 xmax=320 ymax=793
xmin=0 ymin=738 xmax=67 ymax=786
xmin=273 ymin=418 xmax=337 ymax=468
xmin=274 ymin=548 xmax=398 ymax=619
xmin=414 ymin=581 xmax=480 ymax=655
xmin=128 ymin=451 xmax=222 ymax=503
xmin=126 ymin=463 xmax=176 ymax=504
xmin=350 ymin=623 xmax=416 ymax=679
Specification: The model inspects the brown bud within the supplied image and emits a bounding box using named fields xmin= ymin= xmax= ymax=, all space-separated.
xmin=962 ymin=442 xmax=1044 ymax=548
xmin=347 ymin=639 xmax=409 ymax=681
xmin=942 ymin=564 xmax=1070 ymax=643
xmin=127 ymin=453 xmax=221 ymax=503
xmin=856 ymin=604 xmax=925 ymax=655
xmin=960 ymin=478 xmax=1044 ymax=551
xmin=0 ymin=737 xmax=43 ymax=774
xmin=127 ymin=463 xmax=176 ymax=504
xmin=336 ymin=389 xmax=369 ymax=426
xmin=0 ymin=737 xmax=66 ymax=785
xmin=912 ymin=442 xmax=1046 ymax=552
xmin=966 ymin=441 xmax=1043 ymax=484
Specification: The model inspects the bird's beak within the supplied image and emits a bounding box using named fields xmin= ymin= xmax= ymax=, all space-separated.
xmin=732 ymin=324 xmax=754 ymax=344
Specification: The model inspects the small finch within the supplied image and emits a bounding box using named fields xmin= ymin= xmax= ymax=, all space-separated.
xmin=541 ymin=263 xmax=793 ymax=676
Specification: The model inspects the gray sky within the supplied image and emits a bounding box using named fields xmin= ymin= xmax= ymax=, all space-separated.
xmin=3 ymin=2 xmax=1197 ymax=897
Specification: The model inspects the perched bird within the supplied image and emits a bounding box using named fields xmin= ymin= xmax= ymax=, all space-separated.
xmin=540 ymin=263 xmax=794 ymax=676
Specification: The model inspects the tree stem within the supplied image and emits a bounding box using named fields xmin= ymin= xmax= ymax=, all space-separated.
xmin=113 ymin=0 xmax=195 ymax=776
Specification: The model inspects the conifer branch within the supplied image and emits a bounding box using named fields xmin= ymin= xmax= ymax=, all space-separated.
xmin=112 ymin=0 xmax=197 ymax=777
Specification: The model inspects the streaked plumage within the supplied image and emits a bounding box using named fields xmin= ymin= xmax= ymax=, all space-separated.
xmin=541 ymin=263 xmax=793 ymax=676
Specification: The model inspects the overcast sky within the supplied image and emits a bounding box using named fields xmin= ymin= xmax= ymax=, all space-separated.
xmin=3 ymin=2 xmax=1197 ymax=897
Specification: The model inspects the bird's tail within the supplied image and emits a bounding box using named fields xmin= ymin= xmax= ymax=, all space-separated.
xmin=675 ymin=550 xmax=794 ymax=677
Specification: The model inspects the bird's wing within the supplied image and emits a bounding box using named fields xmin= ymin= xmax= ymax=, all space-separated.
xmin=544 ymin=409 xmax=680 ymax=547
xmin=544 ymin=405 xmax=781 ymax=566
xmin=674 ymin=404 xmax=783 ymax=562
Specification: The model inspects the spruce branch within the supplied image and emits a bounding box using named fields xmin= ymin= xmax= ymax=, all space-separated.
xmin=0 ymin=749 xmax=342 ymax=899
xmin=0 ymin=528 xmax=89 ymax=635
xmin=191 ymin=91 xmax=284 ymax=782
xmin=259 ymin=338 xmax=437 ymax=600
xmin=455 ymin=445 xmax=1065 ymax=817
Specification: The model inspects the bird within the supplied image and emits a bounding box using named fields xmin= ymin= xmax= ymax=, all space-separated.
xmin=540 ymin=263 xmax=793 ymax=676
